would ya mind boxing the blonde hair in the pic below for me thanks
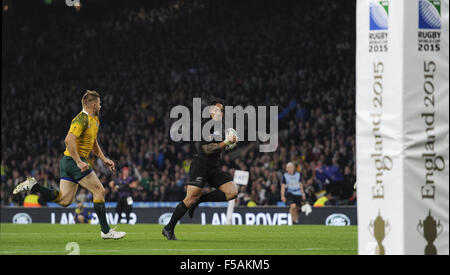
[81,90,100,107]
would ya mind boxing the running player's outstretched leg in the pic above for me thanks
[290,203,300,224]
[79,172,126,240]
[13,177,79,207]
[13,177,59,202]
[188,181,238,218]
[163,185,202,240]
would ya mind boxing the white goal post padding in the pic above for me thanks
[356,0,449,255]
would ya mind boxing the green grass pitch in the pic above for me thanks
[0,223,357,255]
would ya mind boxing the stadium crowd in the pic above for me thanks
[1,0,356,207]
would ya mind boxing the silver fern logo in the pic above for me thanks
[419,0,441,29]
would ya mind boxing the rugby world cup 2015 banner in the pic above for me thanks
[357,0,449,255]
[0,206,357,226]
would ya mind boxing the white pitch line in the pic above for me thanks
[0,247,355,254]
[1,231,354,236]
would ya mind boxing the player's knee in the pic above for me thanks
[93,185,106,199]
[184,197,198,208]
[184,194,200,208]
[223,182,238,200]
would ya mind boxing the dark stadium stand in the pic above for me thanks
[1,0,356,207]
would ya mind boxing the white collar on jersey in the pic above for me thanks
[82,109,93,117]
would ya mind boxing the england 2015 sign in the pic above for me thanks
[357,0,449,255]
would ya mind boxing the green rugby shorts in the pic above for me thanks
[59,155,93,183]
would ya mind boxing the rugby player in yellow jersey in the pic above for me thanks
[13,90,126,240]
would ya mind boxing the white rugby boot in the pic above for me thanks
[13,177,38,195]
[101,227,127,240]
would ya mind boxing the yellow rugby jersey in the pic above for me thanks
[63,110,100,159]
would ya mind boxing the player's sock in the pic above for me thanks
[165,201,189,231]
[94,200,111,234]
[31,184,60,202]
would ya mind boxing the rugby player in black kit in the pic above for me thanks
[162,99,238,240]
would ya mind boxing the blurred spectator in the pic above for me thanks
[74,201,93,223]
[313,192,332,207]
[341,165,356,201]
[23,191,41,208]
[139,170,152,199]
[1,160,9,182]
[110,167,136,223]
[266,183,281,205]
[75,188,88,203]
[323,156,344,197]
[236,185,248,206]
[247,190,258,207]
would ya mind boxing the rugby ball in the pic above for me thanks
[225,128,238,150]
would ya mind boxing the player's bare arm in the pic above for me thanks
[93,139,115,172]
[64,132,88,172]
[202,142,227,155]
[281,183,286,202]
[202,135,237,155]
